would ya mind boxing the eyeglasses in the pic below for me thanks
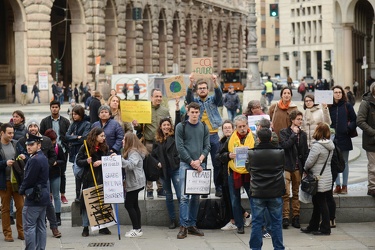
[198,87,207,90]
[252,106,261,109]
[304,100,313,103]
[333,91,342,94]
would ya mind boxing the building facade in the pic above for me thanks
[0,0,250,103]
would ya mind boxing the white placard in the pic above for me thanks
[184,169,211,195]
[102,155,124,203]
[38,70,49,90]
[247,115,270,132]
[315,90,333,104]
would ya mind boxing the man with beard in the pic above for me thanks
[133,88,169,199]
[16,118,62,238]
[186,73,223,197]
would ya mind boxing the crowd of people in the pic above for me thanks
[1,74,370,250]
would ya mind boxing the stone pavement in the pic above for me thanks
[2,221,375,249]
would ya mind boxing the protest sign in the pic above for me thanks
[192,57,213,78]
[235,147,249,168]
[184,169,211,195]
[164,75,187,98]
[102,155,124,204]
[83,185,117,231]
[120,101,151,123]
[247,115,270,132]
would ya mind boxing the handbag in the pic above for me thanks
[301,151,331,195]
[344,102,358,138]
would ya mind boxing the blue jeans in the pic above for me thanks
[161,167,181,221]
[227,171,250,228]
[250,197,284,250]
[23,205,47,250]
[227,109,237,122]
[32,93,40,103]
[50,176,61,213]
[179,162,203,227]
[210,133,222,192]
[335,150,349,186]
[82,209,89,227]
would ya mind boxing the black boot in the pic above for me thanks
[56,213,61,226]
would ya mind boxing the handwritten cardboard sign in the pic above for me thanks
[192,57,213,78]
[164,75,187,98]
[83,185,117,231]
[184,169,211,195]
[120,100,152,123]
[102,155,123,204]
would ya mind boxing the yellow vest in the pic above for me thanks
[228,132,255,174]
[264,81,273,93]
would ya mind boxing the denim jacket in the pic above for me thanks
[186,87,223,129]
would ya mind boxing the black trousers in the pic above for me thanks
[125,187,143,229]
[308,190,331,234]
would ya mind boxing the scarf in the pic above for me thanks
[228,130,254,175]
[278,99,291,110]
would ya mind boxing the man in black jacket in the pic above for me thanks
[39,100,70,204]
[16,119,62,238]
[246,128,285,250]
[279,110,308,229]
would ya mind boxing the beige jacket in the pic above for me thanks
[301,105,331,148]
[269,102,298,138]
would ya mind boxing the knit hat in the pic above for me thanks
[26,118,40,130]
[98,105,112,116]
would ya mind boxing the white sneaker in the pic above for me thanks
[244,214,252,227]
[221,221,237,231]
[125,229,143,238]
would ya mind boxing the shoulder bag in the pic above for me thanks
[301,151,331,195]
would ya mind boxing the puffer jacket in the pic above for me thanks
[302,105,331,148]
[304,140,335,193]
[329,100,356,151]
[357,92,375,152]
[122,150,145,192]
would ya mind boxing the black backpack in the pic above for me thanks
[331,142,345,173]
[143,155,161,181]
[196,199,227,229]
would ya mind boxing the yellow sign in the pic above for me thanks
[120,101,152,123]
[164,75,187,98]
[192,57,213,78]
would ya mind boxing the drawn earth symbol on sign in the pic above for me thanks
[170,81,182,93]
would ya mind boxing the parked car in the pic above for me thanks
[276,79,288,90]
[304,76,315,92]
[292,80,299,89]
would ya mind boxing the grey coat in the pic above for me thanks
[304,140,334,193]
[122,149,145,192]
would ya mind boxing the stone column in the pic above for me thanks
[246,0,260,89]
[311,50,318,79]
[343,24,354,86]
[71,24,87,84]
[13,21,28,104]
[332,23,343,84]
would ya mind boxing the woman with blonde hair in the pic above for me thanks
[107,95,133,134]
[122,133,147,237]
